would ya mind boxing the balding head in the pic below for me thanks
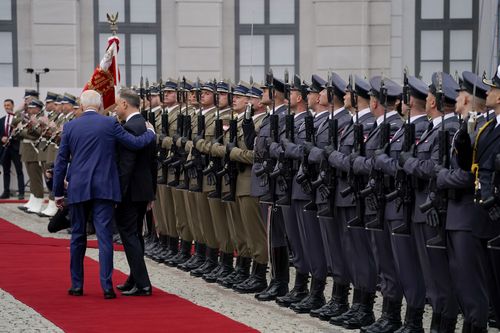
[80,90,102,111]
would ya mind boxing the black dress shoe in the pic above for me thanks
[68,287,83,296]
[116,281,134,292]
[121,286,152,296]
[330,303,360,326]
[103,289,117,299]
[18,194,25,200]
[254,280,288,302]
[275,287,309,308]
[0,191,10,199]
[315,299,349,321]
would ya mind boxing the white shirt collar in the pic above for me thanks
[496,113,500,126]
[432,112,455,127]
[480,109,495,119]
[274,103,285,111]
[151,105,162,112]
[253,112,266,121]
[356,107,371,119]
[315,109,329,118]
[126,111,141,123]
[376,111,398,126]
[237,112,245,120]
[166,104,178,113]
[409,114,427,123]
[202,106,215,116]
[83,110,95,114]
[333,106,345,117]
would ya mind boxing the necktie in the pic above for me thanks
[427,122,434,132]
[5,114,10,137]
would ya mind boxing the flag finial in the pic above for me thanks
[106,12,119,35]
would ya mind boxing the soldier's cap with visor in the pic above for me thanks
[217,81,230,93]
[233,81,250,97]
[272,78,286,94]
[289,74,302,91]
[429,72,459,104]
[407,76,429,101]
[369,76,402,103]
[247,85,263,98]
[308,74,326,93]
[327,72,348,99]
[61,93,77,106]
[28,98,44,109]
[149,85,160,96]
[24,89,39,99]
[55,94,64,105]
[482,64,500,89]
[45,91,58,102]
[346,75,371,100]
[200,81,217,92]
[456,71,489,100]
[162,78,178,92]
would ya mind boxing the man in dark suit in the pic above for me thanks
[0,99,25,199]
[114,89,156,296]
[53,90,156,299]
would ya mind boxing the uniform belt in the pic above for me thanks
[22,139,34,143]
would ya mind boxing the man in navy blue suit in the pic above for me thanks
[113,88,156,296]
[52,90,156,299]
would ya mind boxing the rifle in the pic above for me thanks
[481,154,500,250]
[272,70,295,207]
[296,112,317,211]
[419,72,449,249]
[340,75,366,228]
[257,69,280,205]
[205,79,224,199]
[220,85,238,202]
[176,77,193,191]
[387,68,415,236]
[185,78,205,192]
[312,72,338,218]
[359,77,391,231]
[157,79,170,182]
[166,78,185,188]
[140,76,147,120]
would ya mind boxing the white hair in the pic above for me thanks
[80,90,102,110]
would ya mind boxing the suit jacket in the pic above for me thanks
[0,115,20,152]
[403,115,460,223]
[118,113,157,202]
[328,110,375,207]
[53,111,155,204]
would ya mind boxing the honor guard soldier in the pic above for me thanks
[327,76,376,328]
[18,98,45,214]
[373,74,430,332]
[307,72,353,321]
[231,84,270,294]
[399,72,461,332]
[270,74,312,309]
[252,75,290,301]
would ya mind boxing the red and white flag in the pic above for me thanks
[83,36,121,110]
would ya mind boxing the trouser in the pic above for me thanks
[413,223,459,317]
[2,147,24,194]
[25,161,43,198]
[338,206,377,292]
[281,202,308,274]
[295,200,327,280]
[163,186,178,238]
[152,185,168,236]
[318,203,351,285]
[263,202,287,248]
[370,219,403,301]
[184,190,201,242]
[196,192,218,249]
[208,197,233,253]
[239,195,268,264]
[177,190,194,241]
[390,220,426,308]
[70,199,114,291]
[225,199,251,257]
[116,201,151,289]
[447,230,490,327]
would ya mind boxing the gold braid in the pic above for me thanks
[472,118,495,201]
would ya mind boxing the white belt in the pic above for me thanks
[22,139,34,143]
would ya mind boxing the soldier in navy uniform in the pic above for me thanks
[327,76,376,328]
[373,75,430,332]
[347,77,404,331]
[270,75,311,308]
[308,72,353,321]
[252,77,290,301]
[399,72,461,332]
[433,70,493,332]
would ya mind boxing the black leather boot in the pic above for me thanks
[190,247,218,277]
[166,236,179,259]
[429,312,441,333]
[470,323,487,333]
[165,240,191,267]
[343,290,376,329]
[330,288,362,326]
[255,247,289,301]
[361,297,402,333]
[394,306,424,333]
[276,271,309,308]
[152,235,170,262]
[290,277,326,314]
[439,316,457,333]
[178,242,206,272]
[204,252,233,283]
[233,262,268,294]
[219,256,251,288]
[312,282,350,321]
[489,305,500,329]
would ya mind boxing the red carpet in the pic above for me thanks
[0,199,28,204]
[0,219,257,333]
